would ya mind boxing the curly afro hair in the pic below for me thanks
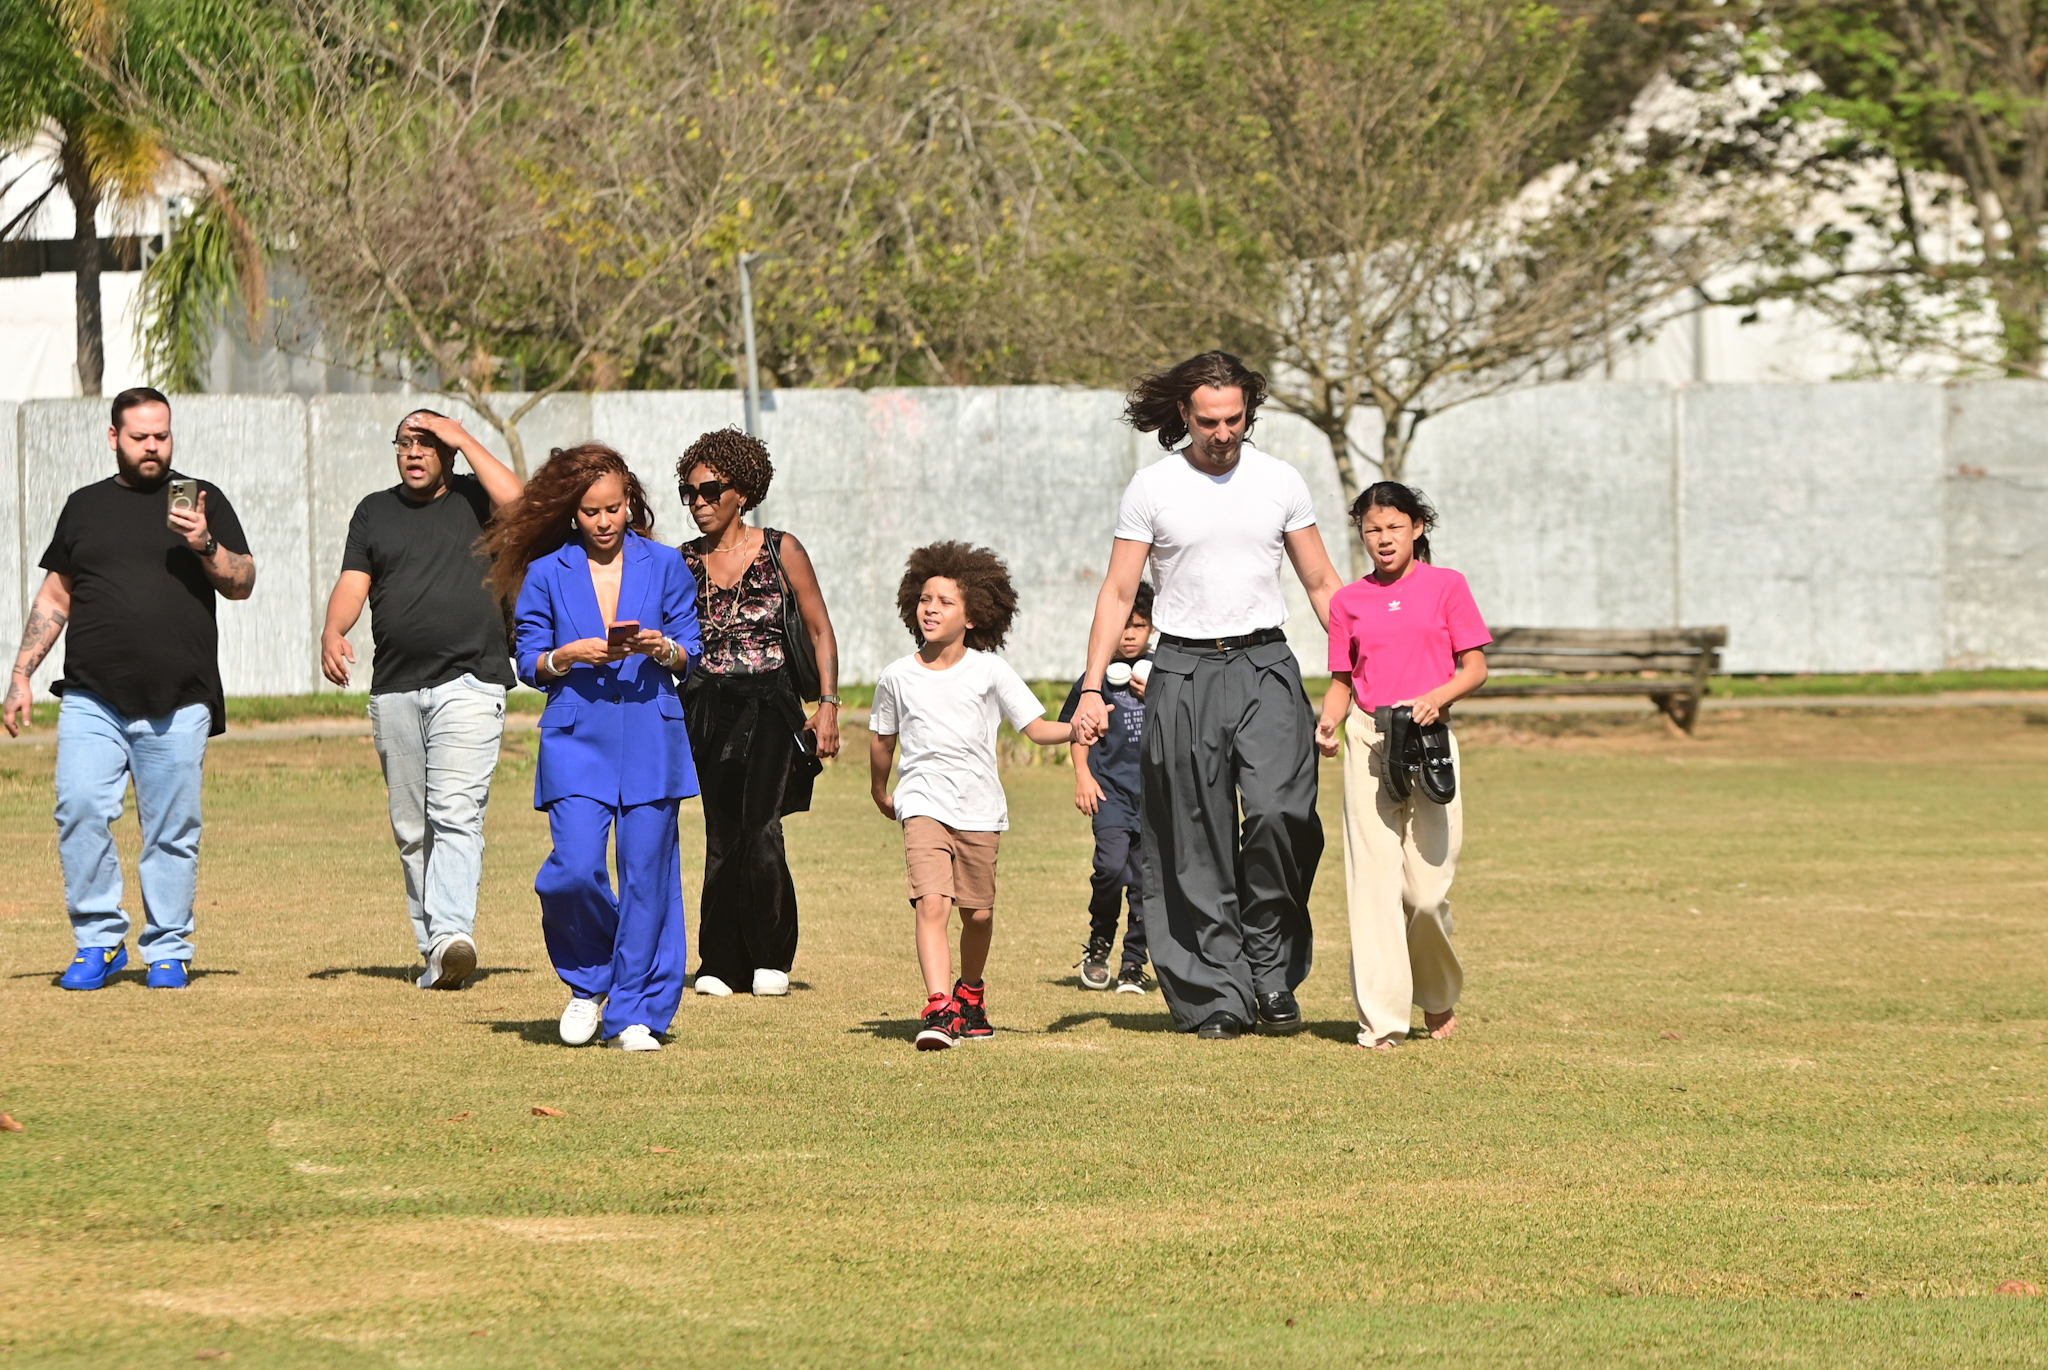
[896,541,1019,653]
[677,427,774,509]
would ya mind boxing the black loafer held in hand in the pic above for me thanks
[1416,719,1456,805]
[1196,1011,1245,1040]
[1375,705,1416,801]
[1255,989,1305,1035]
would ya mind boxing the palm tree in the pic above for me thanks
[0,0,172,396]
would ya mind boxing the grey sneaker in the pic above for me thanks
[421,934,478,990]
[1114,965,1148,994]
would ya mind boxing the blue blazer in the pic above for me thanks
[514,533,702,809]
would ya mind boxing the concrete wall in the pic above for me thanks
[1942,382,2048,670]
[3,381,2043,695]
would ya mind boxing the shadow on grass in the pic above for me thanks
[1043,1010,1179,1034]
[847,1017,921,1042]
[474,1018,564,1046]
[1307,1019,1362,1044]
[10,967,240,985]
[306,965,533,984]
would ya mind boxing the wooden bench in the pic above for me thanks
[1475,627,1729,733]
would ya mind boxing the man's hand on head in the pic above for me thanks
[406,412,473,451]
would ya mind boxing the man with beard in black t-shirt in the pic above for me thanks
[3,387,257,992]
[321,409,523,991]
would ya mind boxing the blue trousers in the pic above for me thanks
[55,690,211,962]
[537,795,687,1038]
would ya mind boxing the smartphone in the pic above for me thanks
[166,479,199,530]
[606,620,641,649]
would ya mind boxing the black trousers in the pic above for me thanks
[1088,824,1148,970]
[686,673,802,984]
[1140,637,1321,1030]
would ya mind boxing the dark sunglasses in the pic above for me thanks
[679,478,731,506]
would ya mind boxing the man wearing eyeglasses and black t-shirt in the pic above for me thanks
[321,411,524,991]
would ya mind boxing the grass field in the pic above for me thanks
[1,705,2045,1367]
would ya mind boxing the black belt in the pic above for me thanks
[1157,627,1287,653]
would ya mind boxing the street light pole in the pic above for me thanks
[739,251,768,436]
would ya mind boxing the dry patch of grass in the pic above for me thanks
[0,710,2044,1367]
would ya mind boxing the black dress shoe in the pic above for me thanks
[1195,1011,1244,1040]
[1416,719,1457,805]
[1255,989,1305,1035]
[1375,705,1415,800]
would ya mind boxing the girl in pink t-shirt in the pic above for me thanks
[1313,483,1490,1050]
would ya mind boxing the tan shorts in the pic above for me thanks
[902,816,1002,909]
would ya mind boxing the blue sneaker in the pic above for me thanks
[59,944,128,991]
[147,959,189,989]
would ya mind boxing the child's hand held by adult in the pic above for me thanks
[1314,716,1341,758]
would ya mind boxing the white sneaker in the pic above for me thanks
[559,997,602,1046]
[606,1023,662,1051]
[752,969,790,997]
[421,934,478,990]
[694,975,734,997]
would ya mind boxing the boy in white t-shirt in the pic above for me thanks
[870,541,1074,1051]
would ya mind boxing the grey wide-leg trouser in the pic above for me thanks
[1139,637,1322,1031]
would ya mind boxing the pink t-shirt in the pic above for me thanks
[1327,563,1492,710]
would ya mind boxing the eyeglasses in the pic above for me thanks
[680,478,731,506]
[392,437,440,454]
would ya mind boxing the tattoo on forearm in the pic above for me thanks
[13,604,68,676]
[205,549,256,594]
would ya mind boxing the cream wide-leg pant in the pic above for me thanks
[1342,705,1465,1045]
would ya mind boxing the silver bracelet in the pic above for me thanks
[661,638,683,668]
[545,649,563,677]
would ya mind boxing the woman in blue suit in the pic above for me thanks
[486,442,701,1052]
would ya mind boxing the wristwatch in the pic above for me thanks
[200,533,217,557]
[819,693,842,706]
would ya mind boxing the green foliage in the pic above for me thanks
[138,187,243,391]
[1733,1,2048,373]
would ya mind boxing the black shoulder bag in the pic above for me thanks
[763,528,823,702]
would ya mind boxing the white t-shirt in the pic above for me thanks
[1113,444,1318,638]
[870,649,1046,832]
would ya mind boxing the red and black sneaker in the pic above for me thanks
[915,993,962,1051]
[954,978,994,1041]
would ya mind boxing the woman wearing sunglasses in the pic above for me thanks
[676,429,842,999]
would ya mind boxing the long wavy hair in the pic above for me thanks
[485,442,654,613]
[1122,351,1269,450]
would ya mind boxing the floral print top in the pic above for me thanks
[682,537,787,677]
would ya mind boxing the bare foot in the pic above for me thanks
[1360,1034,1399,1051]
[1424,1009,1457,1040]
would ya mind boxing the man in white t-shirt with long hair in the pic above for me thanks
[1071,352,1344,1040]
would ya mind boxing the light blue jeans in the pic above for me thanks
[368,674,506,956]
[55,690,211,963]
